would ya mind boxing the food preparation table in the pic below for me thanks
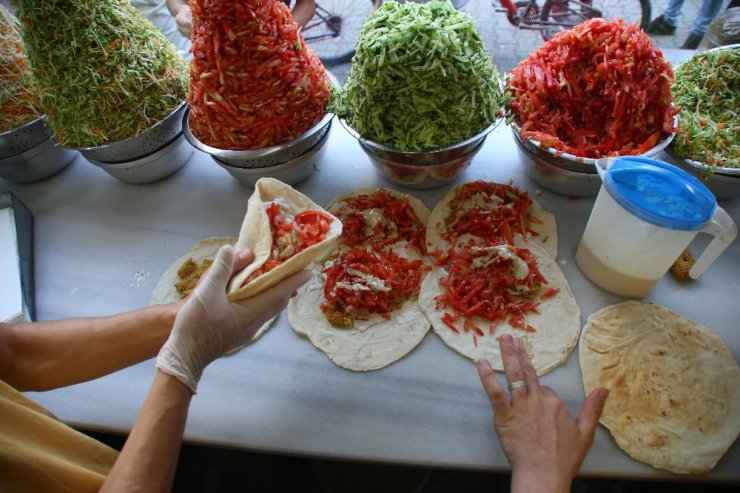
[3,119,739,482]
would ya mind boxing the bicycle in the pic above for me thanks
[495,0,652,41]
[302,0,383,66]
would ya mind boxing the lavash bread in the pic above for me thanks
[418,241,580,375]
[287,188,432,371]
[149,236,277,346]
[580,301,740,474]
[227,177,342,301]
[426,183,558,258]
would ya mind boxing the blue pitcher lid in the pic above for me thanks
[604,157,716,231]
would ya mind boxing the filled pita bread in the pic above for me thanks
[419,241,579,375]
[426,181,558,259]
[149,236,277,345]
[227,177,342,301]
[580,301,740,474]
[288,188,432,371]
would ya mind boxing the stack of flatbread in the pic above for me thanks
[580,301,740,474]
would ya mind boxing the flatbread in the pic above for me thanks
[227,177,342,301]
[426,181,558,259]
[418,242,579,375]
[580,301,740,474]
[150,236,276,345]
[326,187,431,227]
[288,188,432,371]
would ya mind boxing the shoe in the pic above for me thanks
[646,15,677,35]
[681,33,703,49]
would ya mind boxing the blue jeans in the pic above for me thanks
[663,0,725,36]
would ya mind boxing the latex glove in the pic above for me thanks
[477,335,609,493]
[156,245,311,393]
[174,4,192,38]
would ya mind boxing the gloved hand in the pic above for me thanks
[156,245,311,393]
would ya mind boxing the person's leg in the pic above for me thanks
[662,0,687,26]
[689,0,725,36]
[682,0,725,49]
[647,0,685,34]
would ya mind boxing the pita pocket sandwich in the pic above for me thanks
[227,178,342,301]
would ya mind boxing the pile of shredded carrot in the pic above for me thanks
[0,6,41,133]
[188,0,331,150]
[507,18,677,158]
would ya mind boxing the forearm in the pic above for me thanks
[511,468,572,493]
[166,0,189,16]
[101,370,192,493]
[2,303,180,391]
[291,0,315,28]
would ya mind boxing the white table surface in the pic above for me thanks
[3,118,739,482]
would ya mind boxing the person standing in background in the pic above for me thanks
[646,0,726,49]
[130,0,191,56]
[166,0,316,39]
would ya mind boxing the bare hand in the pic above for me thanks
[477,334,608,493]
[174,5,192,39]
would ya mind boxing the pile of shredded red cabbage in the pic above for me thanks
[507,18,677,158]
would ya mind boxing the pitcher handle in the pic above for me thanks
[689,206,738,279]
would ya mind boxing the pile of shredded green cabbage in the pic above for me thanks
[671,47,739,170]
[12,0,187,147]
[330,0,502,151]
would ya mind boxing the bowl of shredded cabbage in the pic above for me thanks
[664,44,739,199]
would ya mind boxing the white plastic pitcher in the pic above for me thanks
[575,157,737,298]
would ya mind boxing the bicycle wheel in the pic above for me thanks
[303,0,381,66]
[539,0,651,41]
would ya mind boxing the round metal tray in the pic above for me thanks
[0,116,52,160]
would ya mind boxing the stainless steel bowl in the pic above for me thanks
[85,132,192,184]
[0,136,77,183]
[183,107,334,168]
[512,122,677,196]
[213,124,330,187]
[340,118,498,166]
[73,101,187,163]
[663,146,740,200]
[0,116,52,160]
[513,130,601,197]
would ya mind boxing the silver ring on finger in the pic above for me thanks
[507,380,527,392]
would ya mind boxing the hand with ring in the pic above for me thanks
[477,334,609,493]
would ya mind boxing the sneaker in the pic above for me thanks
[681,33,703,49]
[646,15,677,35]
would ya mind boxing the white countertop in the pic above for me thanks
[3,120,739,481]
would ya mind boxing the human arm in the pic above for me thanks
[167,0,192,38]
[100,246,310,492]
[291,0,316,29]
[0,302,181,392]
[477,334,609,493]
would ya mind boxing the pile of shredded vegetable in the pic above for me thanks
[12,0,187,147]
[0,6,40,133]
[322,247,428,321]
[188,0,331,150]
[330,0,502,151]
[435,246,557,335]
[671,47,739,170]
[507,18,677,158]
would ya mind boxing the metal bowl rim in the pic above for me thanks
[0,114,47,139]
[70,100,187,153]
[339,117,501,155]
[510,114,678,166]
[184,107,334,159]
[359,138,485,169]
[664,145,740,178]
[85,132,188,168]
[213,127,330,173]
